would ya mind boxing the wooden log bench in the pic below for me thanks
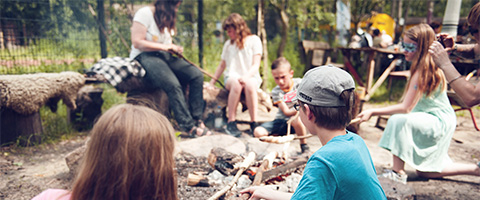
[0,72,86,146]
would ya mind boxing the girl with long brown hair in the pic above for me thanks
[357,23,480,184]
[130,0,211,137]
[208,13,263,137]
[33,104,178,200]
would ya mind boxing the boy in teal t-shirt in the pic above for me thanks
[241,65,386,200]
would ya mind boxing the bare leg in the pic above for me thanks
[243,78,258,122]
[226,78,243,122]
[291,117,307,144]
[392,155,407,175]
[253,126,268,137]
[417,162,480,178]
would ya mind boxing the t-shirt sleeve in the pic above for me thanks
[290,157,337,200]
[220,41,230,61]
[250,35,263,56]
[132,7,153,28]
[32,189,71,200]
[271,86,283,104]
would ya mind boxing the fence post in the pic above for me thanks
[198,0,203,68]
[97,0,107,58]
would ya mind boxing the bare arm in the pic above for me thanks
[239,54,262,83]
[452,43,477,59]
[130,21,183,53]
[208,60,227,86]
[240,186,292,200]
[436,33,477,58]
[430,41,480,107]
[277,101,297,117]
[357,72,421,122]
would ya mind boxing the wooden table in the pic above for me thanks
[338,47,405,101]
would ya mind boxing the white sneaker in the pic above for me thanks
[378,169,408,184]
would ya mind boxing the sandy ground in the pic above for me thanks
[1,103,480,199]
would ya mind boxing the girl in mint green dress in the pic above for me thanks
[357,23,480,184]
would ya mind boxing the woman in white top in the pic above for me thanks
[209,13,263,137]
[130,0,211,137]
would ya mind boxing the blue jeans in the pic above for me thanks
[135,51,205,131]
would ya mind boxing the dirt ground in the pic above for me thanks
[1,102,480,199]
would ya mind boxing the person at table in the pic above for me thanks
[429,2,480,107]
[208,13,262,137]
[358,23,480,184]
[129,0,211,137]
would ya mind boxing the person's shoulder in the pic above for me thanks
[136,6,153,14]
[247,34,261,42]
[271,85,281,93]
[32,189,71,200]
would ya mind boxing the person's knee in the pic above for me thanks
[253,127,268,137]
[190,68,203,81]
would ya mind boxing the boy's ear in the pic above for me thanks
[304,104,314,121]
[289,70,294,76]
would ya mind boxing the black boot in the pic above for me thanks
[300,143,310,153]
[225,121,242,137]
[249,121,259,135]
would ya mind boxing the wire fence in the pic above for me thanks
[0,0,138,74]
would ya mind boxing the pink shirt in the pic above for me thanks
[32,189,71,200]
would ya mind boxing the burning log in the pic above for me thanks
[238,151,278,200]
[260,155,309,183]
[187,173,211,187]
[207,147,244,176]
[208,152,256,200]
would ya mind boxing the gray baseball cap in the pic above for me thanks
[294,65,355,107]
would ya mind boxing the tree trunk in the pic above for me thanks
[1,108,42,146]
[277,9,289,57]
[270,0,289,58]
[258,0,269,91]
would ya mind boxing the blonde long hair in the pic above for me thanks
[404,23,446,97]
[71,104,177,200]
[222,13,252,49]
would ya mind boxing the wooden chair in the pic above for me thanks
[299,40,343,74]
[387,70,410,101]
[447,90,480,131]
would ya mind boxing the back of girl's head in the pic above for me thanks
[404,23,445,96]
[71,104,177,200]
[222,13,252,49]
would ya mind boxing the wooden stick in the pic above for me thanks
[238,152,278,200]
[208,152,256,200]
[259,118,361,144]
[350,118,361,124]
[168,50,226,89]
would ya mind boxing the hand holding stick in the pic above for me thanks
[208,152,256,200]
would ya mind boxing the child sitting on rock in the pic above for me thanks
[253,57,309,153]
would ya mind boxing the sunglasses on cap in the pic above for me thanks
[469,26,479,35]
[402,42,417,53]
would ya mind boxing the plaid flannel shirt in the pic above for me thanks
[88,57,146,87]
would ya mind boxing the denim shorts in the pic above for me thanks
[260,118,295,136]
